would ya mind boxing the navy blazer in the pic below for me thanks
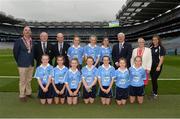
[112,42,132,68]
[13,38,34,67]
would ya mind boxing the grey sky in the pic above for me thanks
[0,0,126,22]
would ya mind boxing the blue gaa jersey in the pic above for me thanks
[52,65,68,84]
[129,66,146,87]
[34,64,53,85]
[84,44,100,61]
[100,46,112,62]
[67,45,84,64]
[98,65,115,86]
[64,69,82,89]
[81,65,98,86]
[114,68,129,88]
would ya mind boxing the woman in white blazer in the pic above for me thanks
[131,37,152,86]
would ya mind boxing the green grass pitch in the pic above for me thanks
[0,49,180,118]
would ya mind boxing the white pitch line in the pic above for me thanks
[0,76,19,78]
[0,75,179,80]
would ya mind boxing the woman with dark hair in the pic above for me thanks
[150,35,166,99]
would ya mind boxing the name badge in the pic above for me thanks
[119,79,126,85]
[58,75,64,83]
[104,76,110,82]
[87,76,92,83]
[71,79,76,85]
[133,76,139,82]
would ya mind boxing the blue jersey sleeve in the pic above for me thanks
[49,66,54,78]
[129,67,133,81]
[97,67,102,80]
[67,47,72,58]
[64,71,69,84]
[142,69,146,81]
[97,46,101,57]
[111,67,116,79]
[51,68,55,80]
[83,46,87,56]
[81,68,86,79]
[34,67,40,80]
[94,68,98,78]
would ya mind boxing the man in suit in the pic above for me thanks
[112,32,132,69]
[53,33,70,67]
[13,26,34,102]
[34,32,54,67]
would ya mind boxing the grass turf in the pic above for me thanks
[0,49,180,118]
[0,92,180,118]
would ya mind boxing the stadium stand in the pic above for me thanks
[0,0,180,54]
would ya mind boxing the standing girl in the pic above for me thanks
[84,35,100,67]
[67,36,84,69]
[129,56,146,104]
[100,37,112,65]
[52,56,68,104]
[64,58,82,105]
[34,54,54,104]
[98,56,115,105]
[81,56,98,104]
[114,58,129,106]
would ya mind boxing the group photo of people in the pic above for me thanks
[13,25,166,106]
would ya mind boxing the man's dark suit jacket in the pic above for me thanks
[53,42,70,67]
[112,42,132,69]
[34,41,54,67]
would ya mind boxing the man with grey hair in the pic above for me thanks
[112,32,132,69]
[34,32,54,67]
[53,33,70,67]
[13,26,34,102]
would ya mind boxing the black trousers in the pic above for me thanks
[150,65,162,95]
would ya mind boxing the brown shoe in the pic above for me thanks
[19,97,27,102]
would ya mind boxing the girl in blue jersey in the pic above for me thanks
[98,56,115,105]
[81,56,98,104]
[67,36,84,69]
[64,58,82,105]
[84,35,100,67]
[52,56,68,104]
[100,37,112,65]
[34,54,54,104]
[114,58,129,106]
[129,56,146,104]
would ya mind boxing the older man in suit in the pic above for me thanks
[53,33,70,67]
[112,32,132,69]
[34,32,54,67]
[13,26,34,102]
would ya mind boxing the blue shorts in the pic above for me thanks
[83,85,96,99]
[38,84,54,99]
[129,85,144,96]
[53,83,66,98]
[115,87,129,100]
[99,86,112,98]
